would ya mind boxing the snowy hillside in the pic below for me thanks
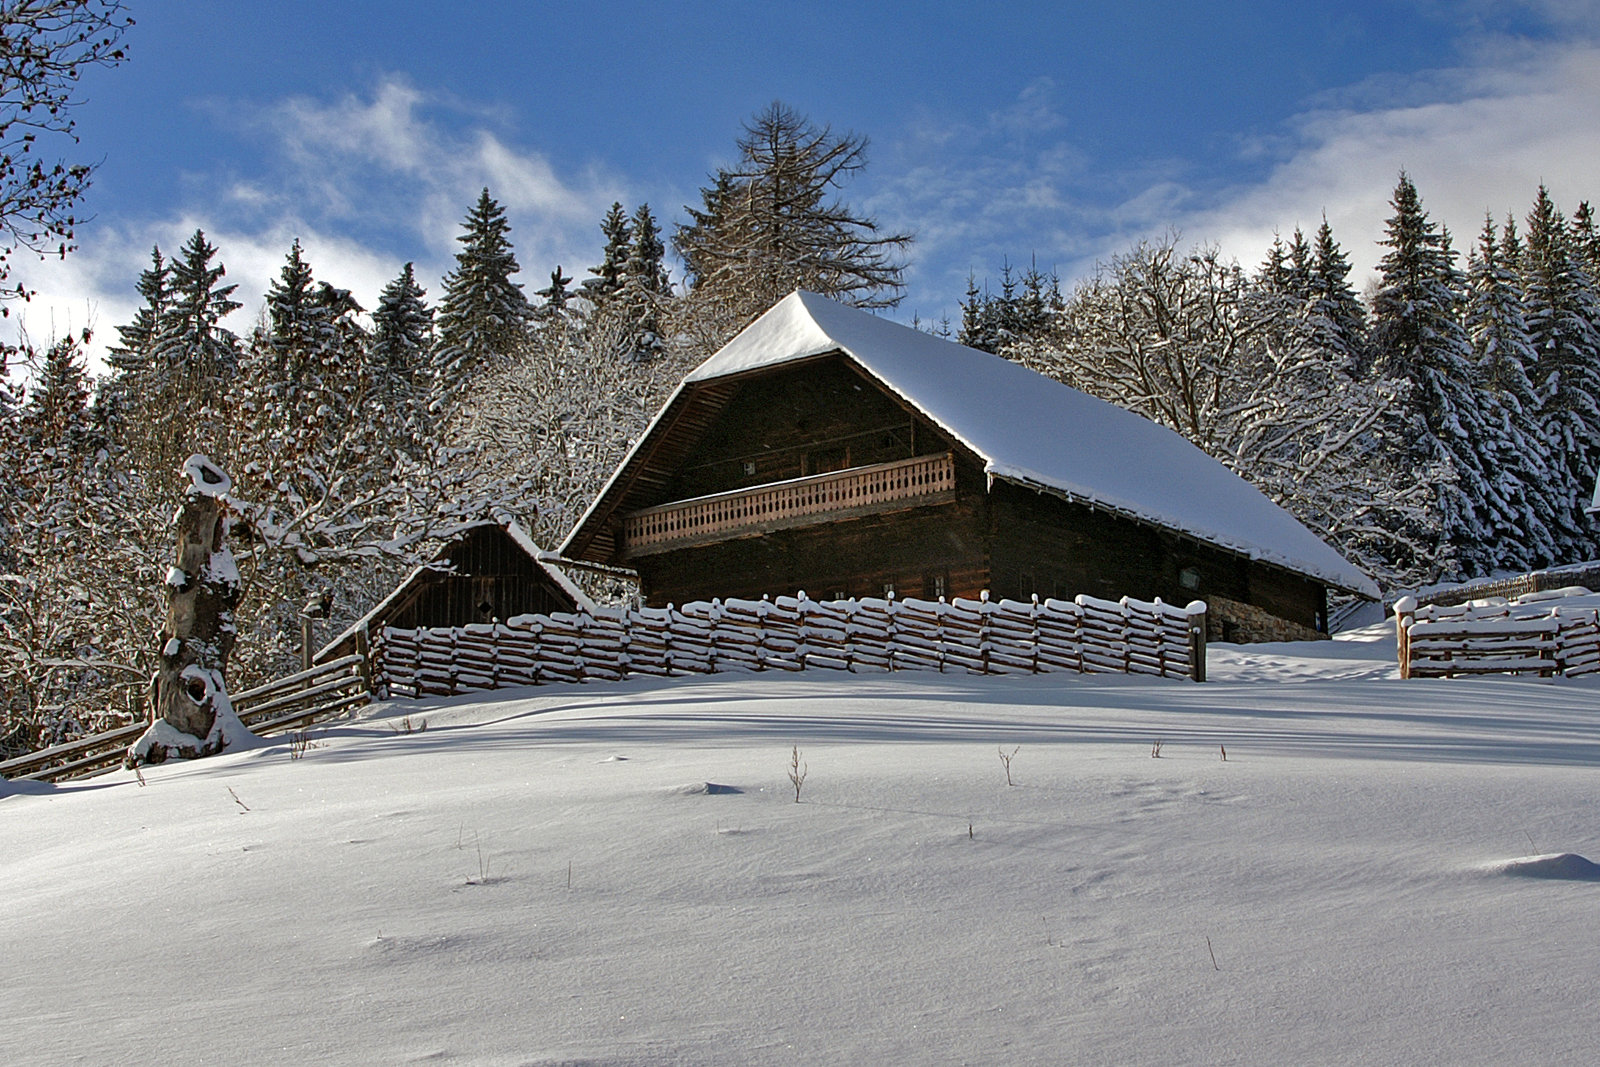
[5,620,1599,1066]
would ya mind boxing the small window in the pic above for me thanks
[742,460,757,476]
[882,582,896,600]
[1179,566,1202,591]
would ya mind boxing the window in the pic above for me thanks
[924,572,948,600]
[1179,566,1202,591]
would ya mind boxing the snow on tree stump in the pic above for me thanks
[126,455,254,768]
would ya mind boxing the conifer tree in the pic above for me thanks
[1369,173,1495,581]
[617,203,671,361]
[433,188,532,405]
[106,247,170,378]
[536,265,575,318]
[1464,215,1559,570]
[1522,185,1600,559]
[121,229,241,494]
[1307,218,1368,374]
[674,102,911,348]
[1285,227,1313,300]
[369,261,432,420]
[20,331,93,449]
[582,202,632,312]
[1571,201,1600,277]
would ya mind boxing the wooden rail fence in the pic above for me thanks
[1393,593,1600,680]
[0,655,371,784]
[374,592,1209,699]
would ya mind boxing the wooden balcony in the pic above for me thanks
[623,452,957,557]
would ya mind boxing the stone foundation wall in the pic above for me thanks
[1207,594,1328,644]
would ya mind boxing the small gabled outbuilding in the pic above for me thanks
[317,519,590,662]
[561,291,1377,642]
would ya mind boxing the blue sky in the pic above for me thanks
[14,0,1600,367]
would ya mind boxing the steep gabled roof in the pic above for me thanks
[564,291,1378,598]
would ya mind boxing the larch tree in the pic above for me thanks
[673,102,911,350]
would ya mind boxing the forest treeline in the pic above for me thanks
[3,98,1598,754]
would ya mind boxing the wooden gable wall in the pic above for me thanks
[384,526,580,631]
[660,355,956,504]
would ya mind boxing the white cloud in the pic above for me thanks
[1182,38,1600,284]
[9,75,628,376]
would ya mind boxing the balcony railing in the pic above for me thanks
[623,452,957,556]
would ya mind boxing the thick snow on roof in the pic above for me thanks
[688,291,1378,597]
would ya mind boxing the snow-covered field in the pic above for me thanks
[5,619,1599,1066]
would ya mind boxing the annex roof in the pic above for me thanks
[565,291,1378,598]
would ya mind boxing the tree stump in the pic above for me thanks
[126,456,252,767]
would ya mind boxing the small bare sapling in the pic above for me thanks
[1220,744,1227,762]
[998,745,1020,786]
[288,729,320,760]
[1151,740,1164,758]
[788,745,808,803]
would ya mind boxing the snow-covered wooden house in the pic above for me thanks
[560,292,1377,641]
[318,519,590,661]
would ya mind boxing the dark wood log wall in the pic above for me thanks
[385,527,578,629]
[662,357,952,503]
[986,482,1326,634]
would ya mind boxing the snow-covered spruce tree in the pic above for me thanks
[614,202,672,362]
[959,263,1026,355]
[1368,174,1498,583]
[1464,215,1560,571]
[1571,201,1600,279]
[1522,185,1600,562]
[127,229,241,497]
[431,188,533,410]
[367,261,432,442]
[97,246,171,424]
[126,455,253,768]
[1307,218,1369,376]
[673,102,911,352]
[226,242,388,684]
[581,201,632,314]
[535,265,576,321]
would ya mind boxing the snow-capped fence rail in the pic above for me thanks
[1393,594,1600,680]
[372,592,1209,699]
[0,655,371,784]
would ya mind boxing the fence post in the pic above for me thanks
[355,625,377,698]
[1392,595,1416,680]
[1186,601,1208,683]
